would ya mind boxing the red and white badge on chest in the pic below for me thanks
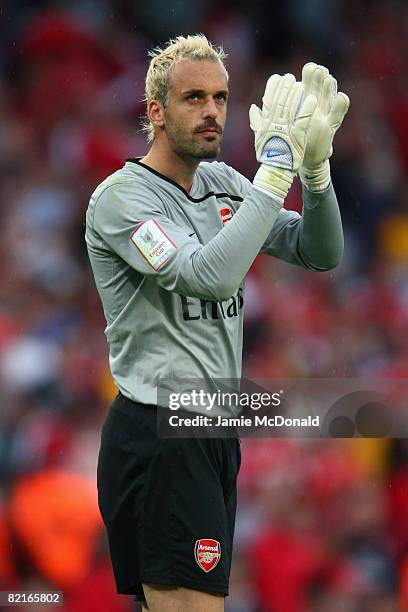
[219,207,233,224]
[194,538,221,572]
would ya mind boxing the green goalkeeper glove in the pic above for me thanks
[249,73,317,203]
[299,62,350,192]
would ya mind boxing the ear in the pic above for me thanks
[148,100,165,130]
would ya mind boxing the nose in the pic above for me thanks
[202,96,218,119]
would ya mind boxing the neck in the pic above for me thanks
[140,139,199,193]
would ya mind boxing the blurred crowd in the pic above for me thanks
[1,0,408,610]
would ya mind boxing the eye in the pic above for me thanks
[187,93,200,101]
[215,93,227,101]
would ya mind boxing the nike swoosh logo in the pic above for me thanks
[266,151,283,158]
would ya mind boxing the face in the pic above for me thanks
[150,58,228,160]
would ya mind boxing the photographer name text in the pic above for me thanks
[167,415,320,428]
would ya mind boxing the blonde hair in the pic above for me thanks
[142,34,228,142]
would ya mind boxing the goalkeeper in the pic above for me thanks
[85,35,349,612]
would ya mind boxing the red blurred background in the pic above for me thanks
[1,1,408,610]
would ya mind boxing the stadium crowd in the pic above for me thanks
[0,0,408,610]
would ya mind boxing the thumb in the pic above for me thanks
[329,92,350,131]
[289,82,317,132]
[298,92,318,124]
[291,91,317,152]
[249,104,262,132]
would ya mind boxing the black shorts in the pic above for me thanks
[97,393,241,605]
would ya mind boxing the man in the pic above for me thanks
[85,34,349,611]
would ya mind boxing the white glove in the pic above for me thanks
[299,62,350,192]
[249,73,317,203]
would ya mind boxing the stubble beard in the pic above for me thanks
[165,117,222,161]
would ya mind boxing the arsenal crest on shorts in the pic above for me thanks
[194,539,221,572]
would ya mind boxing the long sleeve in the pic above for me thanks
[260,182,344,270]
[88,178,283,302]
[297,182,344,271]
[224,164,343,271]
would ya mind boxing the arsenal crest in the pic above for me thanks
[220,208,233,224]
[194,539,221,572]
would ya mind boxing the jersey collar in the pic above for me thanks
[126,157,203,202]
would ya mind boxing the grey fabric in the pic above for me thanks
[85,159,343,408]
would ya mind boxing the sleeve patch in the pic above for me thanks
[130,219,178,271]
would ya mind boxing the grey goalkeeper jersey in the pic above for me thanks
[85,158,343,408]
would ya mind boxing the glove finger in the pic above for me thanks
[276,73,296,120]
[320,75,337,114]
[317,64,330,77]
[302,62,318,95]
[249,104,262,131]
[262,74,282,112]
[328,92,350,130]
[312,65,329,101]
